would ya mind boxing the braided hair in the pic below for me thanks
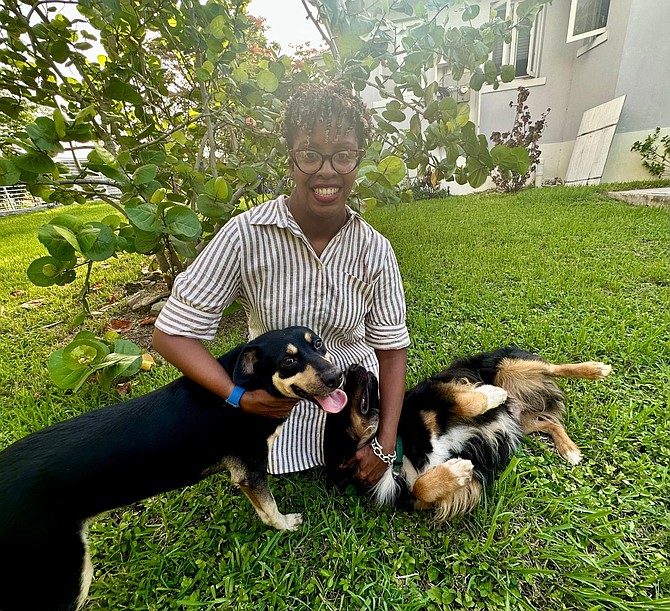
[281,82,374,148]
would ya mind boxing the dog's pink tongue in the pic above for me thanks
[314,389,347,413]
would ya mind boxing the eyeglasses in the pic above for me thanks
[290,149,364,175]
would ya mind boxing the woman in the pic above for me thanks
[153,82,409,485]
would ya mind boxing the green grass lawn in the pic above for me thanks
[0,186,668,610]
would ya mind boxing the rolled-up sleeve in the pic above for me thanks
[154,219,242,340]
[365,248,410,350]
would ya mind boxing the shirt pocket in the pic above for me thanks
[328,270,375,331]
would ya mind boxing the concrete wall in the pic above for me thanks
[475,0,670,185]
[614,0,670,133]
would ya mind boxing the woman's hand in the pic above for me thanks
[343,442,390,486]
[238,389,298,419]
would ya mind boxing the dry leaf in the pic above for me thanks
[139,316,157,326]
[10,290,26,297]
[20,299,44,309]
[107,319,133,332]
[140,353,155,371]
[116,381,131,396]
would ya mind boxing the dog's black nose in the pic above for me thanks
[324,369,344,389]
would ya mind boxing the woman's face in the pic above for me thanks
[288,120,361,221]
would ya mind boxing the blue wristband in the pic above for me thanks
[225,385,246,408]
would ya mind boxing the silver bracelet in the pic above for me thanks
[370,436,396,466]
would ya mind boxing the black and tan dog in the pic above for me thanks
[0,326,346,611]
[325,346,611,521]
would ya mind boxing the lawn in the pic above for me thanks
[0,185,668,610]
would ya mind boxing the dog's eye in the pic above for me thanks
[313,338,322,349]
[281,356,297,368]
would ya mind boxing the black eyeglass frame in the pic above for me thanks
[289,149,365,175]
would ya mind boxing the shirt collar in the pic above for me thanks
[250,194,361,230]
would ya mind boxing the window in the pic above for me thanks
[491,1,544,78]
[567,0,610,43]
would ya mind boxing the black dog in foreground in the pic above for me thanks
[0,326,346,611]
[325,347,611,521]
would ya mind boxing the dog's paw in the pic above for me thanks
[591,362,612,379]
[277,512,303,531]
[477,385,508,410]
[444,458,474,488]
[563,449,583,465]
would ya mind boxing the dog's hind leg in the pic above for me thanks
[2,526,90,611]
[412,459,483,520]
[546,362,612,380]
[227,461,302,531]
[520,412,582,465]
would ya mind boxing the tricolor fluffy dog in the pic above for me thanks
[0,326,346,611]
[325,347,611,520]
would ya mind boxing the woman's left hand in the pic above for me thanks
[343,443,389,486]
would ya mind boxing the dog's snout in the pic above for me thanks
[324,368,344,389]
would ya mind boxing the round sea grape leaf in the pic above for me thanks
[0,159,21,186]
[77,222,117,261]
[27,256,65,287]
[48,349,94,390]
[126,202,162,233]
[37,224,78,260]
[62,338,110,369]
[164,205,202,240]
[377,156,407,186]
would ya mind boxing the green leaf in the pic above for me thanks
[53,108,67,138]
[169,234,198,258]
[208,15,231,40]
[467,159,490,189]
[164,205,202,240]
[501,64,516,83]
[462,4,480,20]
[469,71,487,91]
[257,70,279,93]
[98,340,142,388]
[438,96,458,120]
[455,103,470,128]
[376,156,407,186]
[77,222,117,261]
[27,256,72,287]
[134,229,162,254]
[14,152,55,174]
[338,34,364,56]
[126,202,162,233]
[382,109,406,122]
[104,79,143,105]
[236,167,257,183]
[139,148,167,165]
[0,159,21,186]
[62,338,110,368]
[483,60,499,80]
[48,349,94,390]
[204,176,231,201]
[196,193,231,219]
[37,224,79,260]
[133,164,158,185]
[51,39,69,63]
[88,145,118,168]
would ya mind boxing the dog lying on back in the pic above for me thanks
[325,346,611,520]
[0,326,346,611]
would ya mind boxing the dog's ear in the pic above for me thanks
[232,346,261,387]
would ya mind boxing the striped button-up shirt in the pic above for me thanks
[155,195,409,473]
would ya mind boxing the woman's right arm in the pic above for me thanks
[152,328,296,418]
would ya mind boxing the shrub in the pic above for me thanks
[631,128,670,178]
[490,87,550,192]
